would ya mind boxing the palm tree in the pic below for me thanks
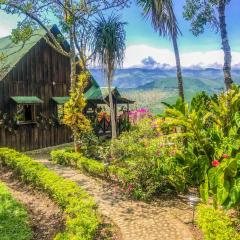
[137,0,184,101]
[92,14,126,139]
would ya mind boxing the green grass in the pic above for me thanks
[0,181,32,240]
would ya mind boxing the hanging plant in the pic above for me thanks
[0,112,18,134]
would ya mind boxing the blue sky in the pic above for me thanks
[0,0,240,68]
[122,0,240,52]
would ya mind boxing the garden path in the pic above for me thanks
[28,148,199,240]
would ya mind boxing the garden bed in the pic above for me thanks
[0,148,100,239]
[0,169,64,240]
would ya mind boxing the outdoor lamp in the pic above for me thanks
[188,195,201,223]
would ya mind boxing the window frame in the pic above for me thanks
[15,104,37,125]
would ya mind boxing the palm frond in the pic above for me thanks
[91,13,126,72]
[136,0,181,38]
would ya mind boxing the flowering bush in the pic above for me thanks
[112,118,188,200]
[128,108,151,125]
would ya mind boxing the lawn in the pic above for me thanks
[0,181,32,240]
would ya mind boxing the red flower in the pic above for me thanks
[212,160,220,167]
[222,154,229,159]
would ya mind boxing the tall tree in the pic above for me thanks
[183,0,233,90]
[137,0,185,101]
[92,14,126,139]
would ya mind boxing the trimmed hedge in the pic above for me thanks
[0,148,100,240]
[51,149,130,181]
[0,181,32,240]
[196,204,240,240]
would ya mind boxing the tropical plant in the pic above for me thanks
[92,14,126,139]
[137,0,185,100]
[183,0,233,90]
[161,86,240,209]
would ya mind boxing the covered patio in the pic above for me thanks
[84,85,135,135]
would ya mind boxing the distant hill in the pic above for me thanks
[90,67,240,114]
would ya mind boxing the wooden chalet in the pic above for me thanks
[0,25,133,151]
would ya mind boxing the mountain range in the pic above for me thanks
[90,67,240,114]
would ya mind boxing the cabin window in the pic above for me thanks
[10,96,43,124]
[16,105,35,122]
[52,97,70,121]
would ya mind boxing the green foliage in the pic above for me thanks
[63,71,92,151]
[183,0,219,36]
[51,149,106,177]
[112,118,189,200]
[0,181,32,240]
[11,23,34,44]
[92,14,126,68]
[0,148,100,240]
[51,149,129,181]
[162,86,240,209]
[136,0,180,38]
[196,204,240,240]
[201,155,240,209]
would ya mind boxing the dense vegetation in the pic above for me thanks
[196,205,240,240]
[51,86,240,239]
[0,181,32,240]
[0,148,100,240]
[0,1,240,239]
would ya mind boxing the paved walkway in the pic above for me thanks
[29,151,196,240]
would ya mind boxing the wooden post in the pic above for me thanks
[114,97,118,136]
[127,102,130,123]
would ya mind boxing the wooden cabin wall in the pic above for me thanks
[0,39,72,151]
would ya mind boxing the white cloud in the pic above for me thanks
[0,29,11,37]
[124,44,240,68]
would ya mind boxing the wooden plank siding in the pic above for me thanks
[0,38,72,151]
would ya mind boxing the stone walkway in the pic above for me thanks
[29,151,197,240]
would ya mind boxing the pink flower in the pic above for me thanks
[222,154,229,159]
[128,184,134,191]
[212,160,220,167]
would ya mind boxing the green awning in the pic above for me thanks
[11,96,43,104]
[52,96,70,104]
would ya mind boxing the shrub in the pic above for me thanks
[0,148,100,240]
[112,118,189,199]
[51,149,106,177]
[53,118,187,200]
[196,204,240,240]
[51,149,130,181]
[0,181,32,240]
